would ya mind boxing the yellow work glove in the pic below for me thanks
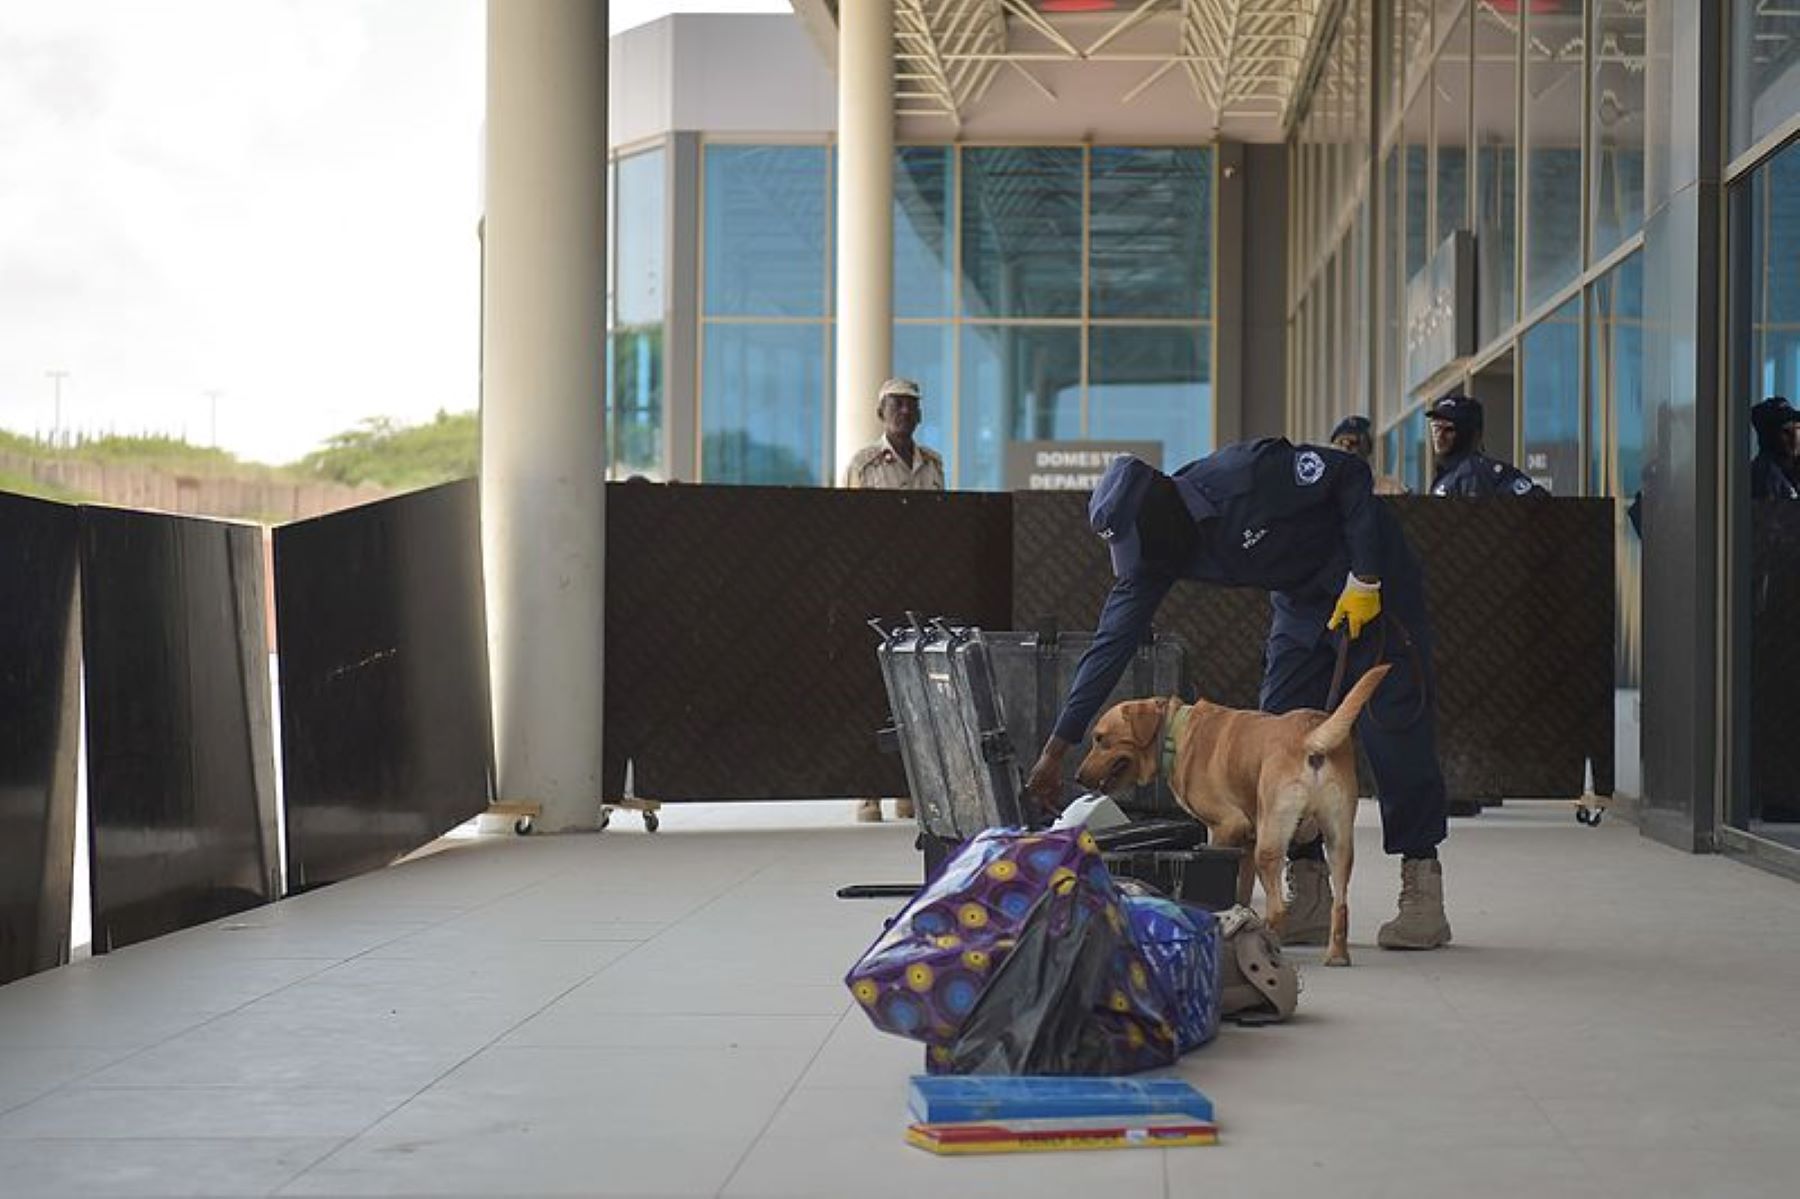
[1328,573,1382,639]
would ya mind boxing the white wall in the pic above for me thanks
[611,14,834,147]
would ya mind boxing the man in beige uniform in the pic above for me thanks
[846,377,945,822]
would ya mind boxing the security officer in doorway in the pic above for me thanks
[1330,415,1409,495]
[1750,396,1800,500]
[1024,440,1453,951]
[1426,394,1544,497]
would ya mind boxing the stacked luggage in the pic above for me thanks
[871,616,1239,908]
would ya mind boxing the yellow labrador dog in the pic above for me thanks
[1074,667,1389,966]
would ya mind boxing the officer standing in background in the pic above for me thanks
[1426,394,1544,497]
[1750,396,1800,500]
[846,377,944,822]
[1330,415,1409,495]
[1024,440,1454,952]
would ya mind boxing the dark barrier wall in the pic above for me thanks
[603,484,1014,799]
[0,493,81,985]
[1013,494,1615,802]
[79,507,279,953]
[275,481,492,889]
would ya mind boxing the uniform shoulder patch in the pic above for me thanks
[1294,450,1326,486]
[1512,477,1533,496]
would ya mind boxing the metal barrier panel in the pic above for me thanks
[274,481,491,889]
[79,507,278,952]
[602,484,1014,800]
[1012,493,1615,801]
[0,493,81,984]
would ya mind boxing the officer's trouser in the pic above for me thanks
[1257,518,1449,859]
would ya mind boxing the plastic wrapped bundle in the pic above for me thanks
[1121,895,1222,1053]
[845,828,1179,1076]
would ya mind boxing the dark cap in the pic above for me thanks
[1330,415,1373,443]
[1427,393,1484,432]
[1088,454,1158,578]
[1751,396,1800,438]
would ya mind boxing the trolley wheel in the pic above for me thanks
[1575,805,1596,826]
[643,811,660,833]
[514,817,534,836]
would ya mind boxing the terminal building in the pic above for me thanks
[582,2,1800,880]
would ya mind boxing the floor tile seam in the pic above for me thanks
[1,855,597,1124]
[714,1004,857,1196]
[268,892,742,1180]
[2,951,376,1118]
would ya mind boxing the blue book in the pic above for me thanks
[907,1076,1214,1125]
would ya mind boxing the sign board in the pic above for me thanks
[1405,230,1475,392]
[1004,441,1164,492]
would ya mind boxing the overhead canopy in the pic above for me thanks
[792,0,1333,142]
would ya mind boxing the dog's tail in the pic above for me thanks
[1303,664,1392,756]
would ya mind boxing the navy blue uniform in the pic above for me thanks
[1751,452,1800,500]
[1054,438,1448,858]
[1430,450,1544,497]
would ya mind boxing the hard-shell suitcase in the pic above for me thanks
[873,618,1189,843]
[874,619,1030,843]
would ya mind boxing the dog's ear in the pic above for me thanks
[1125,701,1165,749]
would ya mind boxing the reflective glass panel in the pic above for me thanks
[1474,2,1519,345]
[701,323,825,485]
[703,145,828,318]
[1588,252,1644,499]
[1523,2,1585,311]
[612,147,666,476]
[1591,0,1647,261]
[961,147,1084,319]
[957,325,1081,490]
[1404,88,1431,283]
[892,322,954,464]
[1088,327,1212,469]
[616,148,665,326]
[1089,147,1212,318]
[1731,1,1800,160]
[1521,295,1583,495]
[894,146,953,319]
[1435,9,1470,247]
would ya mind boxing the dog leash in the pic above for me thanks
[1324,613,1429,733]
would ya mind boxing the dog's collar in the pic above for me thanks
[1159,701,1191,780]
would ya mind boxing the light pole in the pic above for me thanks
[204,389,223,448]
[45,370,68,444]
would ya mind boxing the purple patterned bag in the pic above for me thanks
[845,828,1179,1075]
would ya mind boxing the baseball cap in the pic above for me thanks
[1427,393,1484,431]
[1088,454,1158,577]
[877,377,922,402]
[1751,396,1800,438]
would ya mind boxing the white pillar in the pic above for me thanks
[482,0,607,831]
[833,0,895,481]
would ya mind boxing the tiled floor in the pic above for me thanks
[3,800,1799,1197]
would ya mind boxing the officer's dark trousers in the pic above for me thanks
[1257,515,1449,858]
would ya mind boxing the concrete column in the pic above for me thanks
[482,0,607,831]
[833,0,895,481]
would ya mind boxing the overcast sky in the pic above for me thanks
[0,0,786,465]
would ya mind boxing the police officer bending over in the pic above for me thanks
[1024,440,1453,951]
[1750,396,1800,500]
[1426,394,1544,497]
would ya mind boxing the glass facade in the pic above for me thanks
[680,142,1214,488]
[700,144,833,485]
[1293,0,1647,492]
[607,146,666,477]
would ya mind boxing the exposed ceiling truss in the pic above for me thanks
[886,0,1327,134]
